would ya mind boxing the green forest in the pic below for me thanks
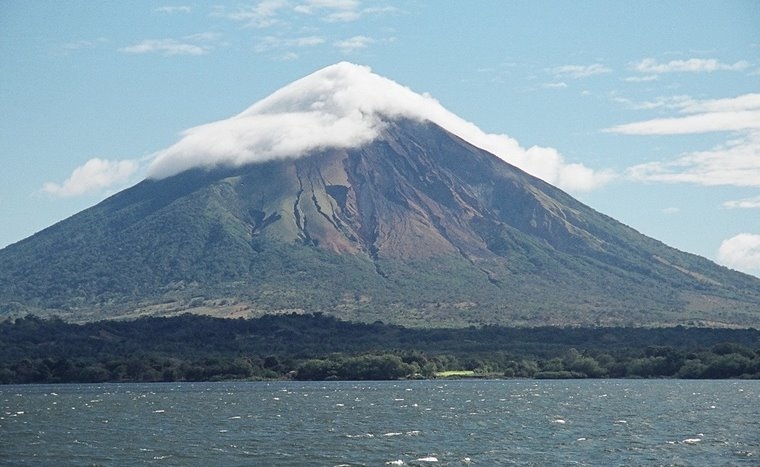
[1,313,759,384]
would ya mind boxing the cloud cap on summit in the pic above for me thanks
[148,62,613,193]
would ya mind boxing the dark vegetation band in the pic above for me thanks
[1,313,759,384]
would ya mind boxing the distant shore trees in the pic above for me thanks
[1,314,758,384]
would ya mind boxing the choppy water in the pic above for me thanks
[1,380,758,466]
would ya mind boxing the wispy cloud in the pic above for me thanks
[611,94,760,187]
[607,93,760,135]
[607,111,760,135]
[723,195,760,209]
[631,58,750,74]
[623,75,658,83]
[677,93,760,114]
[613,95,696,112]
[212,1,396,59]
[42,158,139,197]
[295,36,326,47]
[254,35,325,60]
[155,5,192,14]
[294,0,396,22]
[215,1,397,29]
[212,1,289,28]
[625,130,760,187]
[294,0,359,12]
[717,233,760,277]
[119,32,222,56]
[119,39,208,56]
[54,37,109,55]
[551,64,612,79]
[334,35,374,53]
[295,0,361,21]
[278,52,299,61]
[255,35,325,52]
[185,32,223,43]
[613,94,760,115]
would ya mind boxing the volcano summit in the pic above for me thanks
[1,63,759,326]
[147,62,611,192]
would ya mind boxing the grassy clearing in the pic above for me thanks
[435,370,475,378]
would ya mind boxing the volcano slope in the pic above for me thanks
[1,118,759,327]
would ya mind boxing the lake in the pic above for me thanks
[1,380,758,465]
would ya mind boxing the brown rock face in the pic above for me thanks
[242,118,596,262]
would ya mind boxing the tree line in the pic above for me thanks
[1,313,759,384]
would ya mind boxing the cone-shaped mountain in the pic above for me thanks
[1,64,759,326]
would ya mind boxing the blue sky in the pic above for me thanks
[1,1,759,276]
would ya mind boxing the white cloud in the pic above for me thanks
[362,5,398,15]
[610,94,760,129]
[214,1,397,41]
[543,82,568,89]
[623,75,658,83]
[217,0,396,28]
[119,39,208,56]
[323,10,360,22]
[626,130,760,187]
[278,52,300,61]
[119,32,223,56]
[620,94,760,115]
[147,62,613,193]
[607,110,760,135]
[55,37,109,55]
[632,58,750,74]
[185,32,223,43]
[42,158,139,197]
[608,93,760,187]
[296,36,326,47]
[723,195,760,209]
[552,64,612,79]
[334,35,374,53]
[294,0,366,22]
[155,5,192,14]
[214,1,289,28]
[612,95,692,111]
[662,207,680,215]
[255,35,325,54]
[717,233,760,277]
[677,93,760,114]
[294,0,359,14]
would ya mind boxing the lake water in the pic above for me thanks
[1,380,758,466]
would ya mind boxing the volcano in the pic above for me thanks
[1,63,759,327]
